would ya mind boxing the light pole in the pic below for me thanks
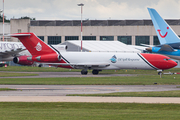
[2,0,4,41]
[0,0,5,41]
[77,3,84,52]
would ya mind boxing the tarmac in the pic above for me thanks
[0,72,180,104]
[0,71,135,78]
[0,84,180,103]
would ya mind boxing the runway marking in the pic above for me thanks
[16,88,49,90]
[0,96,180,104]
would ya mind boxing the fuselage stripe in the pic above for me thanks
[49,45,60,54]
[137,53,158,70]
[49,45,70,64]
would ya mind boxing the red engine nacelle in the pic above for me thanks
[27,53,61,63]
[13,56,34,65]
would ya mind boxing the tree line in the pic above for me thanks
[0,15,36,22]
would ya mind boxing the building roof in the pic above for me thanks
[30,19,180,26]
[61,40,141,53]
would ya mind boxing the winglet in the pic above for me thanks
[148,8,180,44]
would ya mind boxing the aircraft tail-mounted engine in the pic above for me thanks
[27,53,61,63]
[13,56,34,65]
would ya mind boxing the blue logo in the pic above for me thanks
[110,55,117,63]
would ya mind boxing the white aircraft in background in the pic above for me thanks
[0,41,33,65]
[9,32,177,75]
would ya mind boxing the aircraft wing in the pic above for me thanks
[43,62,110,68]
[0,48,25,56]
[0,48,26,61]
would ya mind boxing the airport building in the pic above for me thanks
[1,19,180,67]
[7,19,180,46]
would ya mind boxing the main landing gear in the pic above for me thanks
[81,70,88,75]
[81,69,101,75]
[92,70,99,75]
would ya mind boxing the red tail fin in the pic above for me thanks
[11,33,57,56]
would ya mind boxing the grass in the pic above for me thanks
[0,66,179,85]
[0,102,180,120]
[0,72,38,77]
[68,90,180,97]
[0,67,179,120]
[0,66,179,74]
[0,88,16,91]
[0,74,179,85]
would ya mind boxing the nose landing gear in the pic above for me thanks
[157,70,163,78]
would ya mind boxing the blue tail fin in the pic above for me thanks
[148,8,180,44]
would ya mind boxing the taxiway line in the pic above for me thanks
[0,96,180,104]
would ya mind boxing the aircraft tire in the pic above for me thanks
[81,70,88,75]
[38,64,42,67]
[92,70,99,75]
[158,71,162,75]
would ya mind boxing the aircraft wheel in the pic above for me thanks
[92,70,99,75]
[81,70,88,75]
[38,64,42,67]
[158,71,162,75]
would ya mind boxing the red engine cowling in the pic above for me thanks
[28,53,61,62]
[13,56,34,65]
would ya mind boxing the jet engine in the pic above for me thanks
[13,56,34,65]
[28,53,61,62]
[52,45,68,51]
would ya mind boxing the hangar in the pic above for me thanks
[61,40,141,52]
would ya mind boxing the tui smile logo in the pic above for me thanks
[157,27,169,38]
[110,55,117,63]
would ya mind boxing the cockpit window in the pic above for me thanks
[164,58,171,61]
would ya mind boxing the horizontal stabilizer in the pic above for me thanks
[6,34,31,37]
[140,44,154,47]
[158,44,174,52]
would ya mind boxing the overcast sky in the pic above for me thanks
[1,0,180,20]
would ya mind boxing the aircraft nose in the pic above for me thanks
[140,53,177,70]
[156,59,177,70]
[168,60,178,68]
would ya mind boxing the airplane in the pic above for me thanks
[146,8,180,60]
[9,32,177,75]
